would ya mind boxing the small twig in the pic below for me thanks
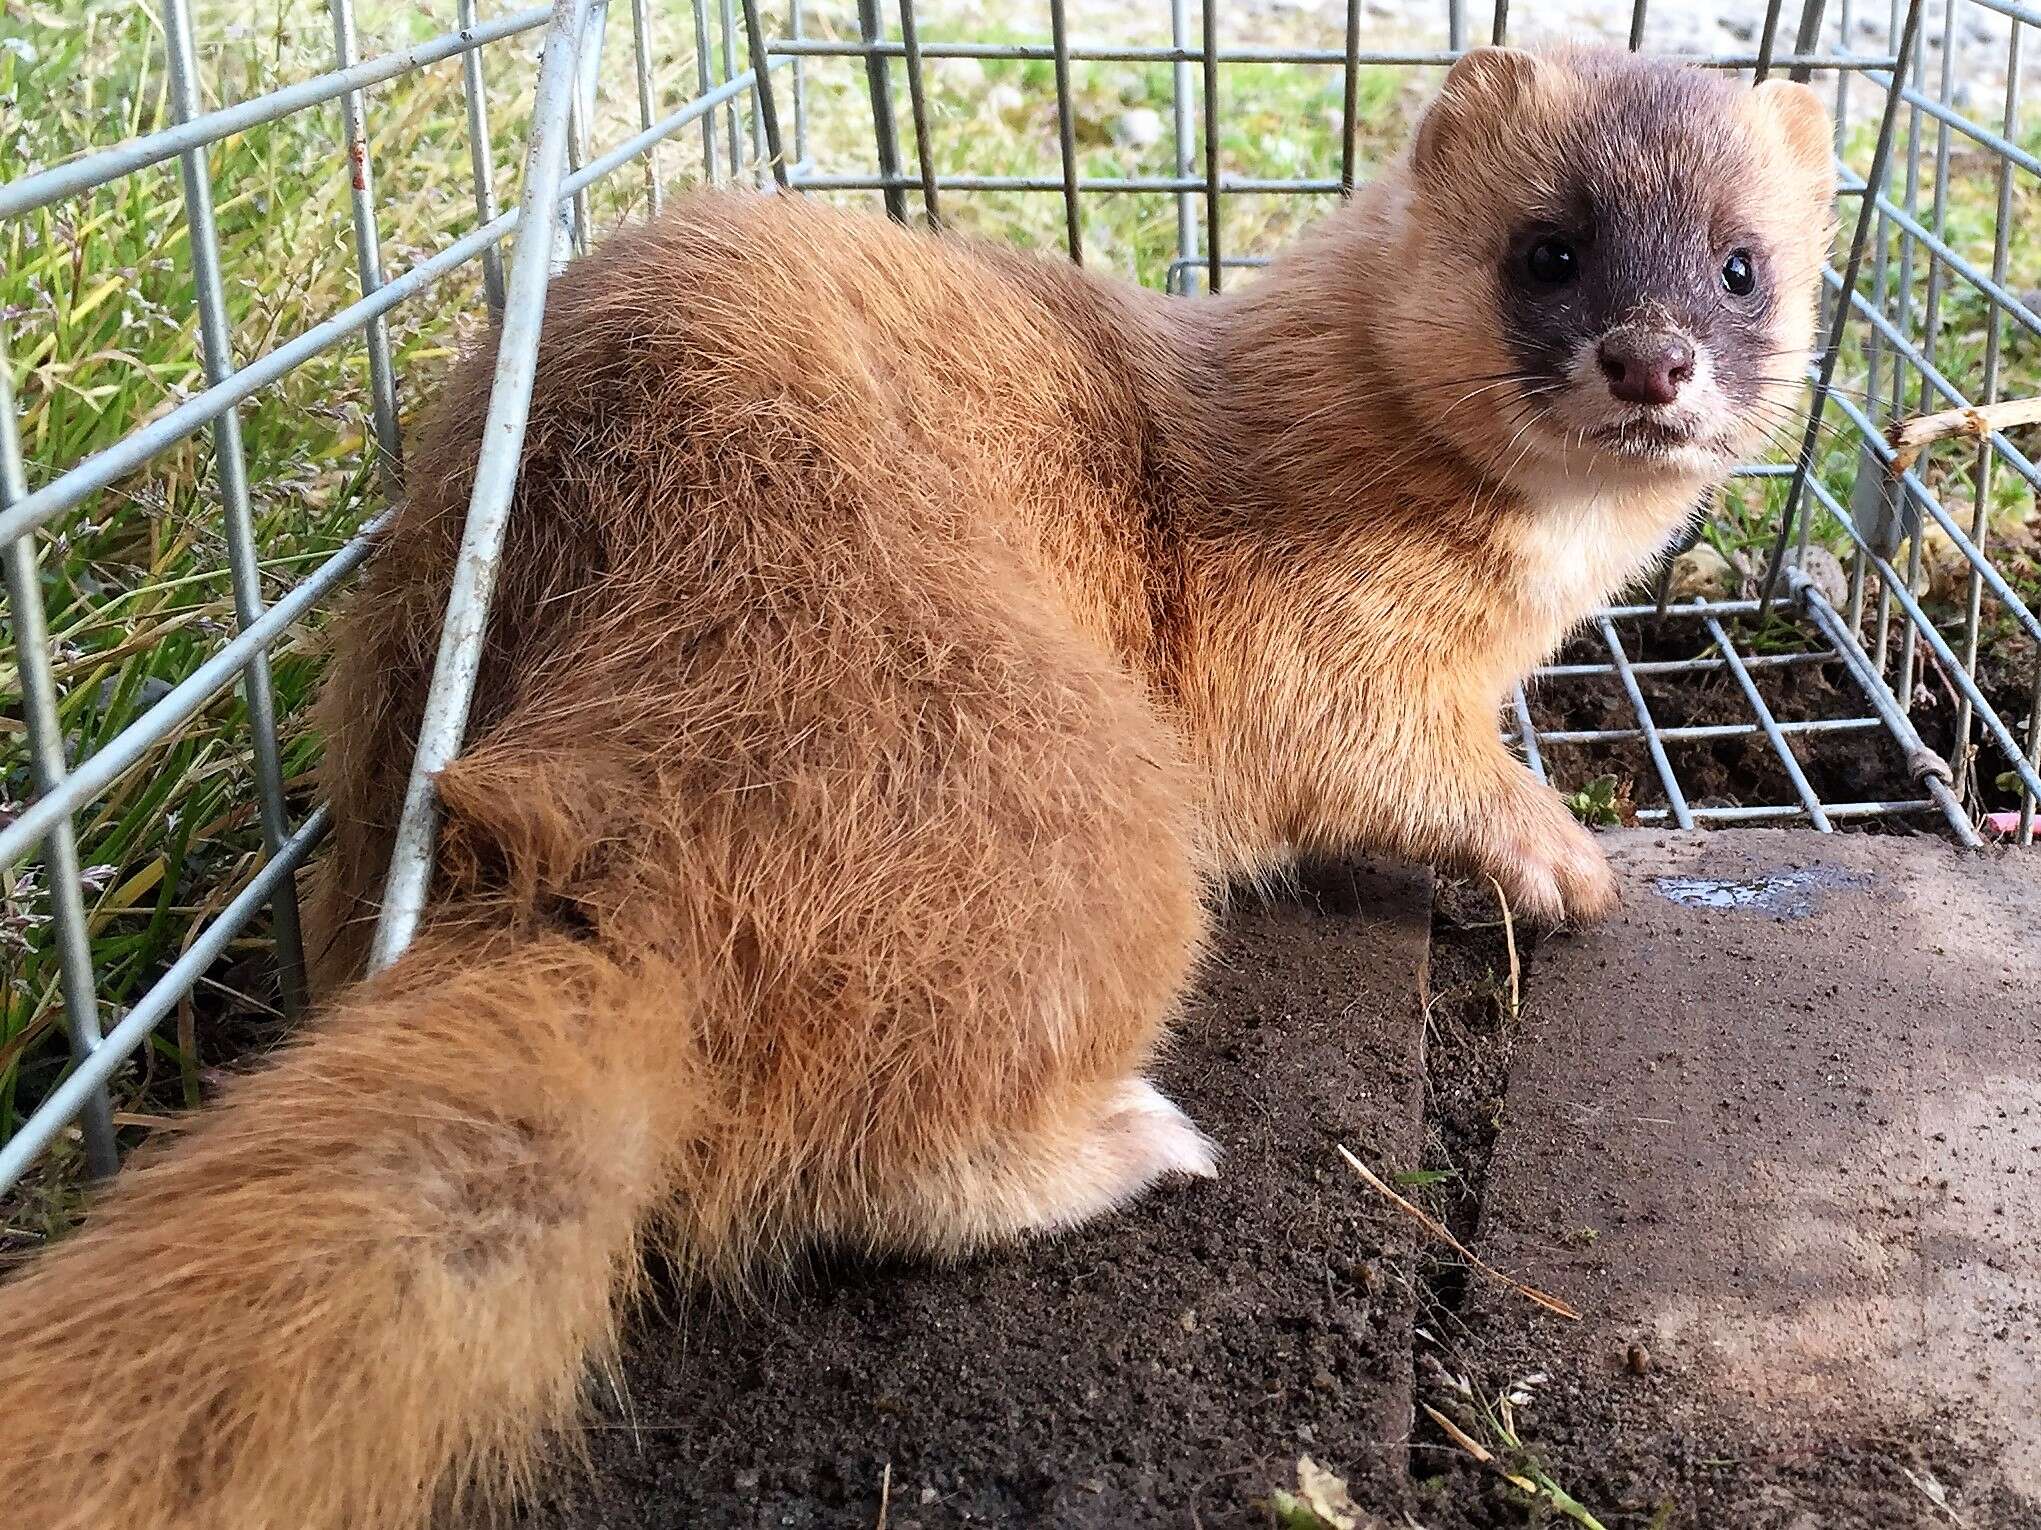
[1487,877,1520,1023]
[1422,1404,1610,1529]
[876,1460,892,1530]
[1886,395,2041,476]
[1422,1403,1538,1494]
[1336,1144,1581,1321]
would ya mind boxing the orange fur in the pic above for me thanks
[0,50,1832,1529]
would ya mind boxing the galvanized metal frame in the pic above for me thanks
[162,0,313,1023]
[2,0,2036,1201]
[368,0,595,969]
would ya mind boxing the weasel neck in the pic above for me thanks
[1134,185,1710,875]
[1159,174,1712,643]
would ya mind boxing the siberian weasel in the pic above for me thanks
[0,48,1832,1530]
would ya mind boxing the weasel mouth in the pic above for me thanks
[1589,417,1700,455]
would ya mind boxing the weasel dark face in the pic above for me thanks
[1387,47,1836,489]
[1495,70,1787,469]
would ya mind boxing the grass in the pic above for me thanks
[1420,1380,1614,1530]
[1,1,2038,1219]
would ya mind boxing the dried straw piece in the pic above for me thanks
[1336,1144,1582,1321]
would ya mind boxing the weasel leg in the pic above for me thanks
[1302,729,1619,926]
[1033,1074,1223,1227]
[1104,1076,1222,1185]
[1482,763,1621,925]
[874,1072,1220,1257]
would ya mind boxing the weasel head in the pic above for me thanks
[1382,47,1835,497]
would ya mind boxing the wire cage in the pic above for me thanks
[1,0,2038,1202]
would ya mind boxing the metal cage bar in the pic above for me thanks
[458,0,511,315]
[739,0,770,185]
[1800,473,2041,804]
[1790,0,1831,83]
[855,0,907,222]
[1202,0,1222,291]
[0,8,552,222]
[162,0,311,1018]
[799,171,1350,193]
[328,0,405,489]
[719,0,746,181]
[368,0,594,971]
[1596,615,1694,829]
[1701,612,1834,830]
[1956,28,2023,804]
[1534,715,1882,744]
[0,344,118,1180]
[791,0,811,167]
[2021,662,2041,843]
[0,524,383,872]
[1171,0,1197,289]
[1754,0,1788,80]
[690,0,722,179]
[564,23,595,259]
[764,37,1898,70]
[1341,0,1363,193]
[0,809,333,1192]
[1050,0,1084,262]
[739,0,790,188]
[896,0,941,226]
[1759,0,1928,611]
[629,0,665,215]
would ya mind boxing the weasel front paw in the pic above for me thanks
[1484,790,1619,927]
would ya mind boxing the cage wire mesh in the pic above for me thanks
[1,0,2038,1198]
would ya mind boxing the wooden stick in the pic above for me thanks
[1886,395,2041,476]
[1422,1403,1538,1494]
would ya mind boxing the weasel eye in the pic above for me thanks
[1524,235,1578,287]
[1721,249,1757,297]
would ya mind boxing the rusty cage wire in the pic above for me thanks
[2,0,2038,1194]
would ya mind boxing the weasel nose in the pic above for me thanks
[1597,331,1695,407]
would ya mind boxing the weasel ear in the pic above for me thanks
[1414,47,1551,180]
[1745,79,1835,184]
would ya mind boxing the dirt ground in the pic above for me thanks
[517,832,2041,1530]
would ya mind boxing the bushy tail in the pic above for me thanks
[0,930,694,1530]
